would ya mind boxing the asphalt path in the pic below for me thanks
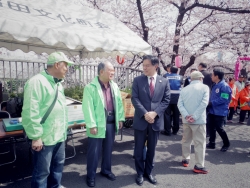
[0,116,250,188]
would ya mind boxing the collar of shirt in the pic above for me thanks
[98,77,110,89]
[147,73,157,85]
[45,69,62,83]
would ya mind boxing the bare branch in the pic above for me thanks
[169,1,180,9]
[183,3,250,15]
[183,10,214,37]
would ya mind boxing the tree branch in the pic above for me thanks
[183,10,214,36]
[183,3,250,14]
[136,0,149,42]
[169,1,180,9]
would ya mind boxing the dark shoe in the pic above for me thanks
[135,175,143,186]
[220,144,230,152]
[206,143,215,149]
[86,178,95,187]
[143,174,157,185]
[172,132,177,135]
[160,131,171,136]
[100,172,116,181]
[182,159,189,167]
[193,165,208,174]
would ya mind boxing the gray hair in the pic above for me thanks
[98,62,105,75]
[47,62,63,69]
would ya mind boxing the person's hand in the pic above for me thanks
[144,111,157,124]
[185,115,191,121]
[119,121,123,129]
[90,128,97,135]
[147,111,157,120]
[32,138,43,152]
[185,115,195,123]
[188,116,195,123]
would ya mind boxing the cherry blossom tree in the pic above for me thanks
[83,0,250,75]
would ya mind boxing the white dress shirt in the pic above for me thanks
[147,73,157,88]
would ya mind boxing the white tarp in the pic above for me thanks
[0,0,152,59]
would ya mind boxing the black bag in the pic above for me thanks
[6,97,23,118]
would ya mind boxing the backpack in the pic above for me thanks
[6,97,23,118]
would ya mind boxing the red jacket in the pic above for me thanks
[239,87,250,110]
[229,83,239,109]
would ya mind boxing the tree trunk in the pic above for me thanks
[179,55,196,75]
[171,3,185,65]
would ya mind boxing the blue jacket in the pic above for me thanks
[209,80,232,116]
[164,73,183,104]
[178,80,209,124]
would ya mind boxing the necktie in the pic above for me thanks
[150,77,154,97]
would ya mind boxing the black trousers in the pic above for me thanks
[164,104,179,134]
[86,122,115,180]
[227,107,235,121]
[208,114,230,147]
[134,125,159,175]
[239,110,250,122]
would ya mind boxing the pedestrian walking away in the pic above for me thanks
[178,71,209,174]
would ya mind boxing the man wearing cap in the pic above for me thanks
[22,51,74,188]
[82,62,125,187]
[177,71,209,174]
[235,75,245,92]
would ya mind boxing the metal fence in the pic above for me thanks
[0,61,142,94]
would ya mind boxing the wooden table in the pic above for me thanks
[0,120,24,139]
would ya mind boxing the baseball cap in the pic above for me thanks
[239,75,244,78]
[47,52,74,65]
[190,71,204,79]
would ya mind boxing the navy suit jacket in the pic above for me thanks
[132,74,171,131]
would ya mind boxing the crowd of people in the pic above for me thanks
[20,52,246,188]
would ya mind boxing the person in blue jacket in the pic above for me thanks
[161,66,183,136]
[206,69,231,152]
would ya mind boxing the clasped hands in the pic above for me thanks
[144,111,157,124]
[185,115,195,123]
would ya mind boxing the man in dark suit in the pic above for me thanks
[198,62,213,137]
[131,55,171,186]
[198,62,212,89]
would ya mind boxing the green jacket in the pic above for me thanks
[22,70,68,146]
[82,76,125,138]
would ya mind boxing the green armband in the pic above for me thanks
[221,93,229,99]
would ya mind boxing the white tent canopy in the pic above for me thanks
[0,0,152,60]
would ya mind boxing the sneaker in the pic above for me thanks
[239,122,245,124]
[206,143,215,149]
[182,159,189,167]
[227,120,234,123]
[193,165,208,174]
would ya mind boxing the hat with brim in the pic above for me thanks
[190,71,204,79]
[47,52,74,65]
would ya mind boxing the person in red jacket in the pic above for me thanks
[239,81,250,124]
[227,78,239,123]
